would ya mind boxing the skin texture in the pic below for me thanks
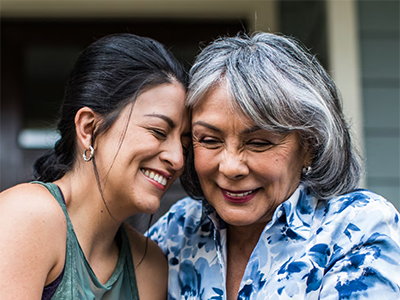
[0,82,190,300]
[191,82,310,300]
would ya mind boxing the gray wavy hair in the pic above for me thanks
[181,32,363,200]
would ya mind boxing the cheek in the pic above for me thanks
[276,155,303,184]
[193,148,217,177]
[251,154,296,182]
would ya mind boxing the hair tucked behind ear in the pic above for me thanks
[33,33,188,182]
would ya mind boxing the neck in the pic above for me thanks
[54,173,123,260]
[227,223,265,254]
[225,224,266,300]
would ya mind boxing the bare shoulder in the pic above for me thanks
[124,223,168,300]
[0,183,66,225]
[0,183,67,298]
[0,182,67,256]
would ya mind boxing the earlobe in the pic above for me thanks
[302,141,314,171]
[301,149,313,177]
[75,107,97,149]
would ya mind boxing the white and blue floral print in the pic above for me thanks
[148,185,400,299]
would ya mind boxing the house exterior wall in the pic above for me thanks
[1,0,278,33]
[357,0,400,210]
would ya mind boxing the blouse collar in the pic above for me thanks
[202,184,319,240]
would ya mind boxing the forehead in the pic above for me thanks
[131,83,188,122]
[135,82,185,106]
[192,83,254,127]
[120,82,189,130]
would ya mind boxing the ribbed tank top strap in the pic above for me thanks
[32,181,140,299]
[31,181,72,225]
[119,225,140,299]
[31,181,77,299]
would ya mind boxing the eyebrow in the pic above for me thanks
[146,114,191,137]
[192,121,221,133]
[144,114,174,128]
[241,126,263,135]
[193,121,262,135]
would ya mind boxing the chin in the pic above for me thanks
[130,191,162,214]
[219,215,256,227]
[146,207,160,215]
[141,200,161,215]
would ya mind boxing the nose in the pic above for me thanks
[219,148,249,180]
[159,138,185,171]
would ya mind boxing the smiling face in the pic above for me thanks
[191,83,310,229]
[95,82,190,216]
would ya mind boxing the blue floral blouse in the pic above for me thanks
[148,185,400,299]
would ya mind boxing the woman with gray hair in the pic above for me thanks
[148,32,400,299]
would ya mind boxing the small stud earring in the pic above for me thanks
[83,145,94,162]
[302,166,312,176]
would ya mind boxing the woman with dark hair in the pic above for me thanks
[0,33,190,299]
[148,32,400,299]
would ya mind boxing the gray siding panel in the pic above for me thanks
[365,136,400,179]
[361,39,399,80]
[358,0,400,32]
[358,0,400,210]
[363,87,399,129]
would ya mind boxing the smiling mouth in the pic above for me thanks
[222,188,259,203]
[141,169,168,186]
[225,190,255,197]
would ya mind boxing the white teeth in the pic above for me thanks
[141,169,168,186]
[226,190,254,197]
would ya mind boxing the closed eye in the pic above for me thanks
[195,136,222,149]
[247,139,274,151]
[152,129,167,138]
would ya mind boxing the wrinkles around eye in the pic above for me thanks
[193,135,222,149]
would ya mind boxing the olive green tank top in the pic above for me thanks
[35,181,140,300]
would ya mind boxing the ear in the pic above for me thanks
[75,107,97,150]
[302,140,315,168]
